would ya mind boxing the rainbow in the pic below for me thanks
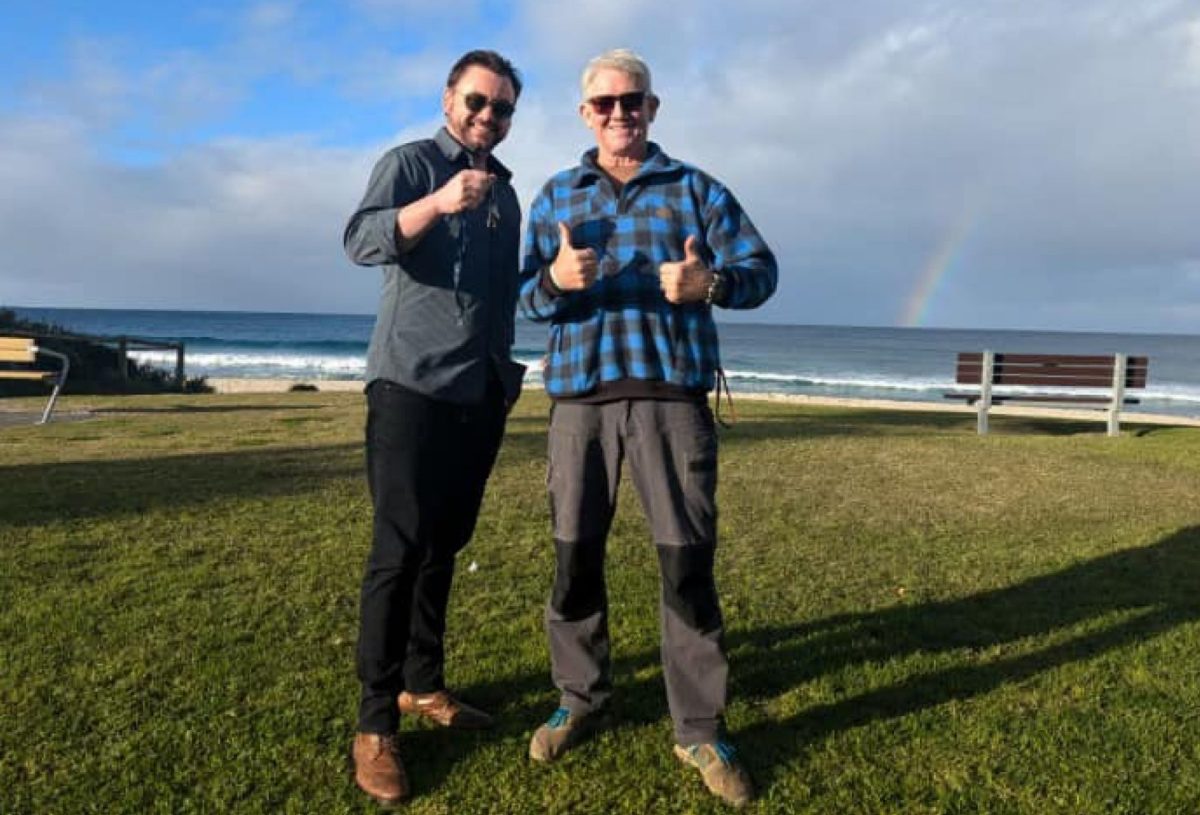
[899,196,982,327]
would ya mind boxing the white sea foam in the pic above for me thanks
[134,350,551,381]
[132,350,366,377]
[130,350,1200,407]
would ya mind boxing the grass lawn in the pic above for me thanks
[3,390,1200,814]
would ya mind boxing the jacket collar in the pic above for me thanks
[572,142,680,188]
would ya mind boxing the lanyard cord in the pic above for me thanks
[454,214,467,323]
[714,366,736,427]
[453,155,501,326]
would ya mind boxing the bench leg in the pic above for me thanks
[35,348,70,425]
[1107,353,1126,437]
[39,380,64,424]
[977,350,994,435]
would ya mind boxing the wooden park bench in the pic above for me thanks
[0,337,71,424]
[945,351,1149,436]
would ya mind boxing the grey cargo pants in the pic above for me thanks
[545,399,728,746]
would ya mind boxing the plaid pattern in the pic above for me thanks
[519,143,777,398]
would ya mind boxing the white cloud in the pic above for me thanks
[339,47,457,105]
[0,115,391,312]
[1178,17,1200,85]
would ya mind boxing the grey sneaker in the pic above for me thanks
[674,740,754,808]
[528,706,602,762]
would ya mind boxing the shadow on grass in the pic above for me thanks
[0,421,556,528]
[729,524,1200,785]
[1,404,1155,528]
[412,525,1200,795]
[93,404,334,414]
[0,443,366,527]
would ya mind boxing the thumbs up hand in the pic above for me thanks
[549,222,599,291]
[659,235,712,304]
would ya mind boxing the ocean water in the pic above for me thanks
[11,307,1200,419]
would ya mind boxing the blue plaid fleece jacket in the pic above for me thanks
[519,143,778,398]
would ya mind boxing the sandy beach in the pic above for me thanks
[207,378,1200,428]
[210,378,366,394]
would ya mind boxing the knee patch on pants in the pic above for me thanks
[657,544,722,633]
[550,539,607,620]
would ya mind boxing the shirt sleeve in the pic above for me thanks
[702,182,778,310]
[343,149,424,267]
[517,183,568,322]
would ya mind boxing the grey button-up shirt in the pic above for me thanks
[344,128,525,405]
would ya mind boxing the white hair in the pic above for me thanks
[580,48,652,97]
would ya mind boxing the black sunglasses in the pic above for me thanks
[587,91,647,115]
[462,92,516,120]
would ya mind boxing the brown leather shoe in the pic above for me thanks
[353,732,409,806]
[397,689,494,729]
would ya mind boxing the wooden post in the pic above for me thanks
[175,343,185,390]
[118,337,129,382]
[1108,352,1127,437]
[977,350,994,435]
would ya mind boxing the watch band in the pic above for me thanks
[704,272,726,306]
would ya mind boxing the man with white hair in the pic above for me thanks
[519,48,777,808]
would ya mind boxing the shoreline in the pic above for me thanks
[206,378,1200,428]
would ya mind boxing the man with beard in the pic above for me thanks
[342,49,526,806]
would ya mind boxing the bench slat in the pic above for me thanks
[945,393,1140,406]
[956,360,1150,372]
[994,363,1141,377]
[957,352,1148,366]
[957,371,1142,388]
[1,337,37,364]
[0,370,56,380]
[0,337,36,363]
[956,371,1148,387]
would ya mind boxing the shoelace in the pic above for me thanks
[546,707,571,728]
[690,740,737,766]
[713,741,737,764]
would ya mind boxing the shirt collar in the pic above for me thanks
[572,142,678,187]
[434,126,513,181]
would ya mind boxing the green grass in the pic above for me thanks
[3,391,1200,814]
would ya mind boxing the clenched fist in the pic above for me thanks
[435,169,495,214]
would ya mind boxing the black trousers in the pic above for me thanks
[356,377,506,733]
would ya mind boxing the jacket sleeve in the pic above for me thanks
[517,184,569,322]
[342,149,423,267]
[702,182,778,310]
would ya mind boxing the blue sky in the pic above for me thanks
[1,2,460,153]
[3,0,1199,332]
